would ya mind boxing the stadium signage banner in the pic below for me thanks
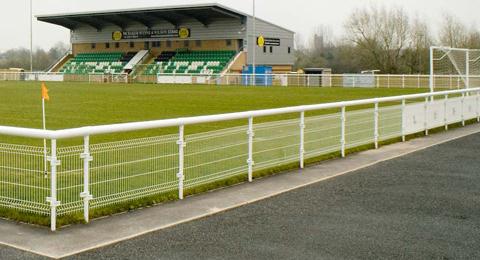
[112,28,191,40]
[257,37,281,46]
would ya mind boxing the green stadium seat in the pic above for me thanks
[144,50,237,75]
[60,52,130,74]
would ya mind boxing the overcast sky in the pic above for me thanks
[0,0,478,51]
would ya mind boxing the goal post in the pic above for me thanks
[430,46,480,92]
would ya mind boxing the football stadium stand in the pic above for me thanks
[37,3,295,76]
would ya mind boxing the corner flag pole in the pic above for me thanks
[41,83,49,176]
[42,97,47,175]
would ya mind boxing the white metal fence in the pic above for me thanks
[0,72,129,84]
[148,73,480,89]
[2,71,480,89]
[0,88,480,231]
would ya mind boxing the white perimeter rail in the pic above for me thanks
[153,73,480,89]
[2,71,478,89]
[1,87,480,231]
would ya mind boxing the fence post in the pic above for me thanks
[477,91,480,122]
[177,125,185,200]
[46,139,60,231]
[80,136,93,223]
[247,117,254,182]
[424,97,429,136]
[374,102,379,149]
[401,99,406,142]
[387,75,390,88]
[444,94,449,131]
[341,106,346,158]
[461,93,466,126]
[300,111,305,169]
[402,75,405,88]
[417,75,420,89]
[376,75,380,88]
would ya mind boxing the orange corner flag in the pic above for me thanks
[41,83,50,101]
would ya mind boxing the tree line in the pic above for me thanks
[295,6,480,74]
[0,42,68,71]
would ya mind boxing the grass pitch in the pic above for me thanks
[0,81,428,227]
[0,81,424,145]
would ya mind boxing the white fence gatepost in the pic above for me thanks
[300,111,305,169]
[401,99,406,142]
[177,125,186,199]
[461,93,466,126]
[247,117,254,182]
[477,91,480,122]
[374,102,379,149]
[424,97,429,136]
[341,106,346,158]
[444,94,449,131]
[46,139,60,231]
[80,136,93,223]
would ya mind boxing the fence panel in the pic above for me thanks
[56,145,84,216]
[446,97,464,124]
[426,100,446,129]
[304,113,342,159]
[253,119,301,171]
[184,126,248,188]
[378,105,403,141]
[0,143,50,215]
[88,135,179,210]
[345,109,375,148]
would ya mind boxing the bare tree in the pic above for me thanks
[404,17,432,73]
[0,42,69,71]
[439,14,470,48]
[344,5,410,73]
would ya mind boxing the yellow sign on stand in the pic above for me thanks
[257,36,265,47]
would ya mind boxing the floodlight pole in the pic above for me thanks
[30,0,33,72]
[252,0,256,86]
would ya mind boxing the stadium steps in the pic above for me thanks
[49,52,73,73]
[222,51,246,74]
[124,50,150,71]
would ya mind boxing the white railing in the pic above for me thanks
[153,73,480,89]
[1,88,480,231]
[2,70,480,89]
[0,72,129,83]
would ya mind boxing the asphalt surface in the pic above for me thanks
[2,133,480,259]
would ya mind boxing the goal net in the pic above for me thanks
[430,47,480,91]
